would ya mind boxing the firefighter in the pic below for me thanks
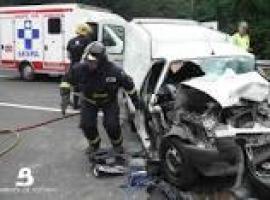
[64,23,93,109]
[60,41,140,154]
[165,61,204,85]
[232,21,251,52]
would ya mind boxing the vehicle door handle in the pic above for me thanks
[44,45,48,51]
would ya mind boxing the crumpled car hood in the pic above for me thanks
[182,71,269,108]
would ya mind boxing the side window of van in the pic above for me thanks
[48,17,61,34]
[103,28,116,46]
[102,24,125,53]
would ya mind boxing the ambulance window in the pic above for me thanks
[48,18,61,34]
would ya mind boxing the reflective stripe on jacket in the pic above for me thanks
[232,33,250,51]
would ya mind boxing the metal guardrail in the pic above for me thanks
[256,60,270,67]
[256,60,270,80]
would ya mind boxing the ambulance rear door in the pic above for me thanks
[43,15,65,70]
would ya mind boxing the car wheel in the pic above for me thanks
[159,136,198,190]
[20,64,35,81]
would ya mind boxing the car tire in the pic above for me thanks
[159,136,198,190]
[20,63,35,81]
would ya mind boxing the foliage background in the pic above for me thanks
[1,0,269,59]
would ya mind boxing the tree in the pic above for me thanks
[232,0,260,21]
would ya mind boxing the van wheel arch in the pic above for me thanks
[19,61,35,81]
[159,135,198,190]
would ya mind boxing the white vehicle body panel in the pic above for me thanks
[123,19,258,151]
[0,18,15,67]
[183,71,269,108]
[124,18,250,91]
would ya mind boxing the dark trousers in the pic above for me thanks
[80,101,122,148]
[73,85,80,109]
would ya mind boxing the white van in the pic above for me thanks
[0,3,126,80]
[123,18,243,90]
[122,18,254,151]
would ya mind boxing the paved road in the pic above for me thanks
[0,70,145,200]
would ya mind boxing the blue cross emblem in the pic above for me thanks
[17,20,39,50]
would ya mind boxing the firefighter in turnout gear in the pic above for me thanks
[60,41,140,154]
[64,23,93,109]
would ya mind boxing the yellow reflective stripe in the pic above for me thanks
[126,87,136,95]
[81,94,111,105]
[232,33,250,50]
[111,135,123,146]
[89,136,101,145]
[92,93,109,98]
[60,82,71,88]
[85,98,97,105]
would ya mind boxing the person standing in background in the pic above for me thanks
[64,23,93,109]
[232,21,252,52]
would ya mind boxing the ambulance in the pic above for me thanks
[0,4,126,80]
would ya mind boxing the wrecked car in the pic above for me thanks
[128,53,270,198]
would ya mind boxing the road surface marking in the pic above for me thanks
[0,75,13,78]
[0,102,79,114]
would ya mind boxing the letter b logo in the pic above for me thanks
[15,167,34,187]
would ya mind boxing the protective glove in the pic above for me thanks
[60,82,71,116]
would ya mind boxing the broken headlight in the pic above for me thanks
[202,114,218,131]
[201,102,220,132]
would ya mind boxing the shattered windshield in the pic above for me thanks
[199,56,255,76]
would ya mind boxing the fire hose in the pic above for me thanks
[0,92,108,158]
[0,113,79,158]
[0,91,134,158]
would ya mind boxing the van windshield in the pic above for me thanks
[199,56,255,76]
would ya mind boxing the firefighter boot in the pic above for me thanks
[113,145,124,154]
[113,145,126,165]
[86,139,100,161]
